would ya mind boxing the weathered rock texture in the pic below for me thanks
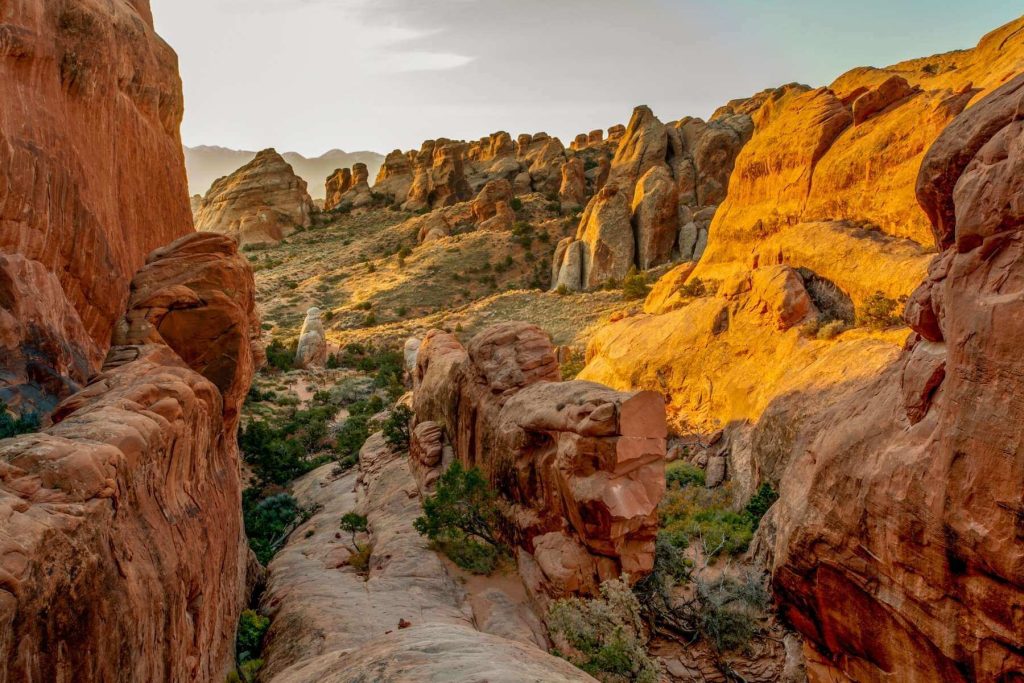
[324,162,372,211]
[411,322,667,597]
[0,232,259,683]
[552,102,757,290]
[294,307,327,369]
[0,0,193,412]
[194,148,315,246]
[259,435,594,682]
[766,69,1024,683]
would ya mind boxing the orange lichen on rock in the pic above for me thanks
[411,322,666,596]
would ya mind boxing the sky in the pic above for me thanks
[151,0,1024,157]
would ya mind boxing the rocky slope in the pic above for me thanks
[0,0,194,413]
[194,149,316,247]
[0,232,260,682]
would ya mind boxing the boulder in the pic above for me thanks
[295,307,328,369]
[576,185,635,289]
[852,75,916,125]
[324,167,354,210]
[404,141,473,211]
[472,179,514,223]
[195,149,315,246]
[608,105,669,192]
[412,323,667,596]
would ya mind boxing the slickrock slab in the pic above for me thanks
[261,433,594,682]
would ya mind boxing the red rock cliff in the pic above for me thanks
[767,72,1024,683]
[0,232,259,683]
[0,0,193,412]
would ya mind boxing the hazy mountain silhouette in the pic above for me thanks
[185,145,385,199]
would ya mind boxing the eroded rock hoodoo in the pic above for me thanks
[195,148,316,246]
[411,322,667,597]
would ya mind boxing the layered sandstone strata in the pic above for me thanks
[0,232,260,683]
[195,149,315,246]
[411,322,667,596]
[0,0,193,412]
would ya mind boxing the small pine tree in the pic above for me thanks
[340,512,369,547]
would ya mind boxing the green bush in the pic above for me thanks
[264,339,297,372]
[560,349,586,380]
[678,277,707,298]
[744,483,779,523]
[382,405,412,451]
[239,406,334,487]
[509,197,523,212]
[0,411,39,439]
[660,485,754,557]
[340,511,369,546]
[414,462,505,573]
[665,461,705,489]
[695,572,769,652]
[435,535,500,574]
[621,267,650,301]
[243,492,303,565]
[547,578,659,683]
[858,291,905,329]
[236,609,270,664]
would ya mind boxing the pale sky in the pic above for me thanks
[151,0,1023,156]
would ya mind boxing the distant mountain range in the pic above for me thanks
[184,145,385,200]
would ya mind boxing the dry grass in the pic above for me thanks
[249,205,612,352]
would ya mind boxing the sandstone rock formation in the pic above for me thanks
[765,70,1024,683]
[194,149,315,246]
[558,157,587,209]
[0,232,259,682]
[294,307,328,369]
[551,102,756,291]
[0,0,194,413]
[258,435,593,682]
[411,322,666,597]
[471,178,514,224]
[404,140,473,212]
[373,149,415,203]
[325,163,373,211]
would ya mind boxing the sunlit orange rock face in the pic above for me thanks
[0,0,193,412]
[411,322,667,597]
[768,71,1024,683]
[583,17,1024,441]
[0,232,259,683]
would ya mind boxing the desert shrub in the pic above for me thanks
[621,267,650,301]
[236,610,270,664]
[547,578,659,683]
[858,291,905,329]
[817,320,848,340]
[414,462,505,573]
[347,542,373,573]
[243,492,304,565]
[336,344,404,398]
[694,571,769,652]
[560,349,586,380]
[743,483,779,524]
[239,407,335,487]
[340,512,368,546]
[264,339,297,372]
[245,386,276,403]
[0,410,40,439]
[382,405,413,451]
[556,284,571,296]
[660,484,754,557]
[678,277,707,298]
[363,312,377,327]
[511,221,535,248]
[510,197,523,211]
[665,461,705,489]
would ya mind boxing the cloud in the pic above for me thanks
[377,51,476,72]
